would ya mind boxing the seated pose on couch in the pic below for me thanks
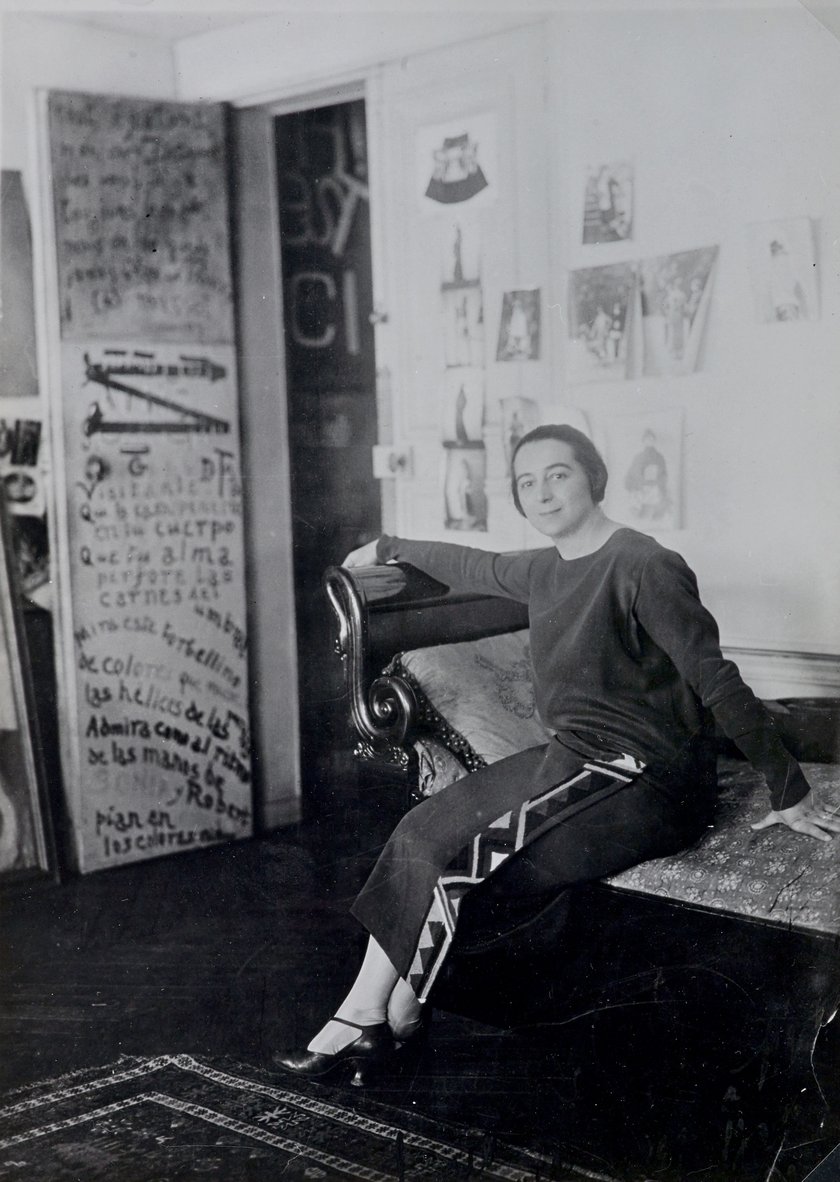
[273,423,839,1086]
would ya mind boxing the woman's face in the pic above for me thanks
[514,438,596,541]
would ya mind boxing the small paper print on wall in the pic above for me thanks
[440,220,482,288]
[500,397,539,475]
[603,409,683,533]
[418,112,497,216]
[582,161,634,244]
[747,218,818,323]
[441,368,484,445]
[443,445,487,532]
[442,287,484,367]
[639,247,717,377]
[568,264,636,383]
[496,290,541,361]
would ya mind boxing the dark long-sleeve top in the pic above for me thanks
[376,529,810,812]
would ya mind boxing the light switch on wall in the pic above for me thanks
[372,445,414,479]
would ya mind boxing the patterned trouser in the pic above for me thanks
[405,753,646,1001]
[351,737,709,1006]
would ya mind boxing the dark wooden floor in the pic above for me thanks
[2,760,839,1182]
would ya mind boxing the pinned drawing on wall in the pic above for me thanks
[418,111,498,215]
[746,218,818,323]
[0,401,45,518]
[0,399,49,600]
[602,408,683,532]
[568,263,636,383]
[500,397,539,475]
[443,444,487,532]
[582,161,634,244]
[440,220,482,287]
[442,287,484,367]
[496,290,541,361]
[639,246,718,377]
[441,367,485,445]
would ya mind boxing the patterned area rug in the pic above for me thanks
[0,1055,617,1181]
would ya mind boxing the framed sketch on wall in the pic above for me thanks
[0,487,54,886]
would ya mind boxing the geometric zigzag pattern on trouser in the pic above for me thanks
[407,754,646,1002]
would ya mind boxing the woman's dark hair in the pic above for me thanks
[510,424,608,513]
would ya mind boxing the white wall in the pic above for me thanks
[1,15,176,172]
[5,4,838,698]
[551,7,840,656]
[172,3,840,683]
[173,11,536,104]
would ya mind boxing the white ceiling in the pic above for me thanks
[7,1,840,47]
[3,11,267,44]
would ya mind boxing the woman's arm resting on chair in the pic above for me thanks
[342,535,537,602]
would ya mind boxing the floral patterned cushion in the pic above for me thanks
[414,737,469,797]
[607,759,840,936]
[388,630,551,771]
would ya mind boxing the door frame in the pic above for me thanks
[230,74,393,827]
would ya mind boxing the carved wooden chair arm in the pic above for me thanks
[323,564,418,749]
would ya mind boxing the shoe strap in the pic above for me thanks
[330,1016,372,1033]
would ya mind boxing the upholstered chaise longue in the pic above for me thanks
[324,558,840,1103]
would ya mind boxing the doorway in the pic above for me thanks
[274,96,381,789]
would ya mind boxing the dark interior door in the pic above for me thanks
[275,98,380,788]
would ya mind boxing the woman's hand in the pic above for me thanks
[751,789,840,842]
[342,538,382,568]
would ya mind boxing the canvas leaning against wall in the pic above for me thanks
[0,491,54,885]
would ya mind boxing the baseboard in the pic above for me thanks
[722,646,840,700]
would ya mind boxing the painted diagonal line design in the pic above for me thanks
[407,758,644,1003]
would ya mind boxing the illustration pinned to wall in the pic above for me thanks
[442,287,484,367]
[417,111,498,215]
[582,161,634,244]
[602,408,683,532]
[567,263,636,383]
[441,367,485,445]
[0,400,46,520]
[746,218,818,323]
[500,397,539,474]
[639,246,718,377]
[496,290,541,361]
[443,444,487,532]
[7,518,49,599]
[440,220,482,287]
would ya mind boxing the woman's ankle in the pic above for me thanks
[386,977,424,1041]
[334,1004,387,1028]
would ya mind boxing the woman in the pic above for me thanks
[274,424,838,1086]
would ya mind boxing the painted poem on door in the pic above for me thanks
[64,342,250,867]
[46,91,250,872]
